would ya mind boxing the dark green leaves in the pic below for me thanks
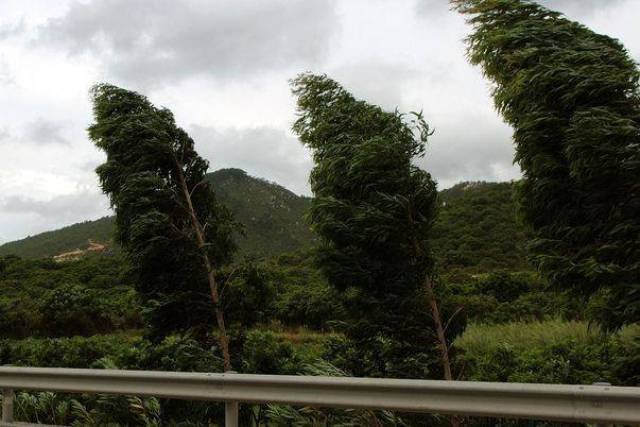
[454,0,640,328]
[291,73,441,378]
[88,84,236,340]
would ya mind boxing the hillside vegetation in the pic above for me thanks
[0,168,316,260]
[433,181,528,273]
[0,173,526,273]
[0,217,116,259]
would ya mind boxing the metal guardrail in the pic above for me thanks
[1,367,639,426]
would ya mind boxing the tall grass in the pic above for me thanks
[456,319,640,355]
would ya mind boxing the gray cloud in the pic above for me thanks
[416,0,624,18]
[1,191,108,219]
[330,62,422,111]
[422,122,519,188]
[190,125,312,195]
[414,0,453,16]
[37,0,338,87]
[0,191,111,243]
[0,18,25,41]
[23,118,68,145]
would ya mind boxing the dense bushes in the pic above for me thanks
[0,333,140,368]
[0,252,346,340]
[0,255,140,338]
[0,330,345,425]
[432,182,529,273]
[455,320,640,385]
[267,251,346,330]
[446,272,579,324]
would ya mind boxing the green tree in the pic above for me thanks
[291,73,457,381]
[453,0,640,327]
[88,84,237,370]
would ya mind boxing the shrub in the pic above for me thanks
[455,320,640,385]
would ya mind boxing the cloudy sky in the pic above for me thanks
[0,0,638,243]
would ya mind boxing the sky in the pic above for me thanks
[0,0,639,244]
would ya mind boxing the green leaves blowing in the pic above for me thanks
[88,84,237,340]
[453,0,640,328]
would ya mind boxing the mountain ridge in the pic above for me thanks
[0,168,315,259]
[0,171,527,272]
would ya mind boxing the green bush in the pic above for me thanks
[0,255,141,339]
[0,333,141,368]
[241,330,303,375]
[455,320,640,385]
[447,272,578,324]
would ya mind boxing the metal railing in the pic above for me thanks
[1,367,639,426]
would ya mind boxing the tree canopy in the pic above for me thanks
[291,73,454,379]
[453,0,640,328]
[88,84,237,367]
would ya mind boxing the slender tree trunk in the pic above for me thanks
[423,276,461,427]
[407,206,459,426]
[407,208,455,381]
[424,277,461,427]
[175,162,233,372]
[423,276,453,381]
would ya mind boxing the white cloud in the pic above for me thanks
[23,117,69,145]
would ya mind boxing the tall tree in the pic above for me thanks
[453,0,640,327]
[89,84,237,370]
[291,73,458,381]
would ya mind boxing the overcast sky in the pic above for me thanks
[0,0,638,244]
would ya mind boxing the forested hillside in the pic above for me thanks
[0,174,527,273]
[0,217,116,259]
[0,168,316,259]
[209,168,316,256]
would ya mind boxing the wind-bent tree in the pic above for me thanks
[291,73,458,380]
[89,84,237,370]
[453,0,640,327]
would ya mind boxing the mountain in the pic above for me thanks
[0,217,117,260]
[0,173,528,272]
[208,168,316,256]
[0,169,316,259]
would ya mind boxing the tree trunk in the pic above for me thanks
[175,163,233,372]
[423,276,453,381]
[407,205,459,426]
[425,277,460,427]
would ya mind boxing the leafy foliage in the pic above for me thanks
[0,255,139,338]
[264,360,408,427]
[454,0,640,328]
[291,73,451,379]
[446,272,580,325]
[88,84,237,345]
[432,182,528,273]
[455,320,640,386]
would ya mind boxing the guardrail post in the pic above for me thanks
[225,401,238,427]
[2,388,14,423]
[592,382,612,427]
